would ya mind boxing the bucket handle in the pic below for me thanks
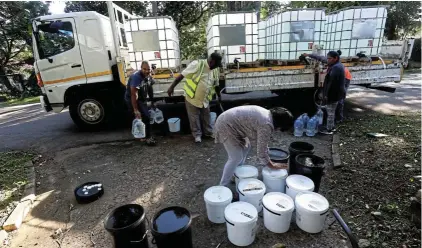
[263,205,281,216]
[130,217,150,244]
[225,217,235,226]
[174,118,180,123]
[236,185,245,196]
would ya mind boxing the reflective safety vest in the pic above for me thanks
[183,60,219,101]
[344,67,352,80]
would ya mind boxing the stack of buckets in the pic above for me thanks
[203,142,329,246]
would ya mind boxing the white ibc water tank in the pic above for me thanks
[207,12,258,63]
[264,9,326,60]
[258,20,267,60]
[325,6,388,57]
[125,16,180,70]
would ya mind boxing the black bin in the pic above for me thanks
[104,204,149,248]
[269,147,289,163]
[151,206,193,248]
[288,141,314,174]
[295,154,325,192]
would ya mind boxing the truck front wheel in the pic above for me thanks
[69,97,109,130]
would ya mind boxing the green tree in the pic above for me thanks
[260,1,284,20]
[0,1,49,95]
[64,1,148,16]
[289,1,421,40]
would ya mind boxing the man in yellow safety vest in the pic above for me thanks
[167,53,222,143]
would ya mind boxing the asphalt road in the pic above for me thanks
[0,71,420,153]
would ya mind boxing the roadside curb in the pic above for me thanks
[1,161,36,232]
[332,134,342,168]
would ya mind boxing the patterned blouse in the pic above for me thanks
[214,105,274,166]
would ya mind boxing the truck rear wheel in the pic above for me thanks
[69,97,109,130]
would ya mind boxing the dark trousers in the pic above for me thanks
[336,79,350,122]
[126,101,151,138]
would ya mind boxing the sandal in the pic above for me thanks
[146,137,157,146]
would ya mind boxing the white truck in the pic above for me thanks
[31,3,413,129]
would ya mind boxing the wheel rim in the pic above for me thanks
[78,99,104,124]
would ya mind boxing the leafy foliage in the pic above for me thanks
[64,1,148,16]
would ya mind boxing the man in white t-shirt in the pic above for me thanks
[167,53,222,143]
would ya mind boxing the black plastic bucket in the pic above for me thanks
[151,206,193,248]
[295,154,325,192]
[104,204,149,248]
[268,147,290,163]
[288,142,315,174]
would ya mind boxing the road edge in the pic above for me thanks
[332,133,342,168]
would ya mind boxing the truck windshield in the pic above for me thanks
[35,21,75,60]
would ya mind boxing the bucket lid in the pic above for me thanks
[268,148,289,162]
[286,175,315,192]
[152,206,191,234]
[262,167,288,179]
[204,186,232,204]
[224,201,258,225]
[262,192,294,214]
[74,181,104,204]
[234,165,258,179]
[295,192,329,214]
[238,178,266,195]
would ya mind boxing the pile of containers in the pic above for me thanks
[125,16,180,70]
[206,12,259,63]
[294,109,324,137]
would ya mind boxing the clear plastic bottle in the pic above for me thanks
[148,109,156,125]
[316,108,324,125]
[302,113,309,129]
[294,117,304,137]
[154,108,164,124]
[132,119,146,139]
[306,116,317,137]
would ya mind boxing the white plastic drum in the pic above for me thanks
[262,192,295,233]
[237,178,266,212]
[285,175,315,201]
[234,165,259,186]
[262,167,288,193]
[295,192,329,233]
[224,201,258,246]
[203,186,233,224]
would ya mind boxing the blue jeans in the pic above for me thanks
[336,79,350,122]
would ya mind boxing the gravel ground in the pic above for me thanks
[327,112,421,248]
[7,130,350,248]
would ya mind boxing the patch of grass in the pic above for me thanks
[0,151,34,210]
[0,96,40,108]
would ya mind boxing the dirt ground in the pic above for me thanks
[7,131,351,248]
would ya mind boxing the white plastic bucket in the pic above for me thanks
[167,118,181,132]
[225,201,258,247]
[237,178,266,212]
[262,192,295,233]
[262,167,288,193]
[210,112,217,128]
[295,192,329,233]
[285,175,315,201]
[234,165,259,187]
[203,186,233,224]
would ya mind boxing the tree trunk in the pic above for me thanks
[0,66,19,97]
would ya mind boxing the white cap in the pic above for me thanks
[234,165,258,179]
[224,201,258,226]
[286,175,315,192]
[238,178,266,196]
[263,192,295,214]
[295,192,329,214]
[262,167,288,179]
[204,186,232,205]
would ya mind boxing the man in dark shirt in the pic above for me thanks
[124,61,156,145]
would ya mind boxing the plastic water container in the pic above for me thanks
[237,178,266,212]
[154,108,164,124]
[295,192,329,233]
[316,108,324,125]
[132,119,146,139]
[306,117,317,137]
[294,118,304,137]
[285,175,315,201]
[234,165,259,187]
[203,186,233,224]
[262,167,288,193]
[210,112,217,128]
[262,192,295,233]
[224,201,258,246]
[167,118,181,132]
[149,109,156,124]
[301,114,309,129]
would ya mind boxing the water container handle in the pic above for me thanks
[237,185,245,196]
[130,216,150,244]
[263,204,281,216]
[225,217,235,226]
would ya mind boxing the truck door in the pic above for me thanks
[34,18,86,105]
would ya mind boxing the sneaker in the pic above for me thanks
[204,133,215,139]
[195,136,202,143]
[319,129,334,135]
